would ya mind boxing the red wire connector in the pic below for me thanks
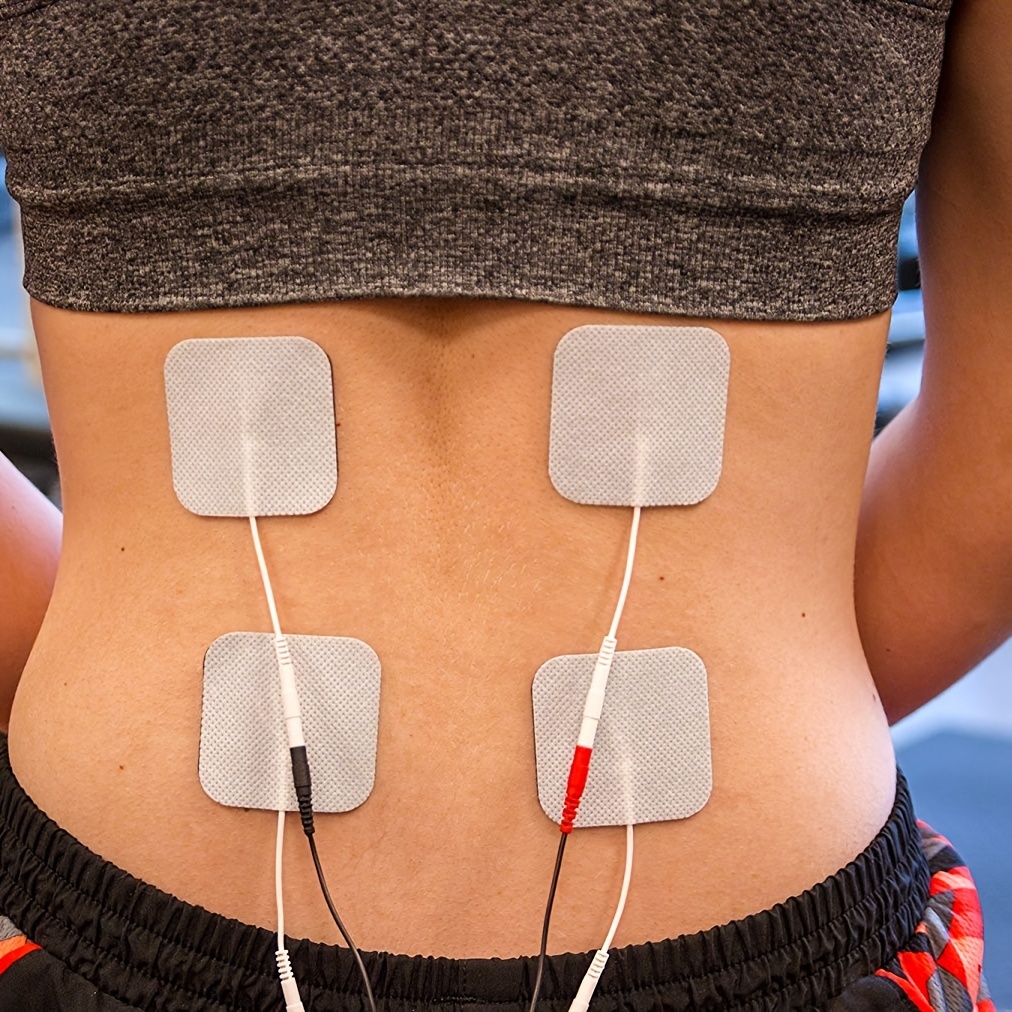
[560,745,593,833]
[559,634,617,833]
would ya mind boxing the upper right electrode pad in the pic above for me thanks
[549,326,730,507]
[164,336,337,517]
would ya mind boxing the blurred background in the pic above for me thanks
[0,152,1009,1000]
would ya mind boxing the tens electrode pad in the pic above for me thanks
[534,325,729,830]
[549,325,729,507]
[164,336,337,516]
[533,646,711,828]
[201,632,381,813]
[164,335,382,816]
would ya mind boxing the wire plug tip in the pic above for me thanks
[276,949,306,1011]
[568,949,610,1012]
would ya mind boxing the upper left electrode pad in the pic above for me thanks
[164,336,337,516]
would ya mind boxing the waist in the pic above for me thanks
[0,734,926,1009]
[10,561,896,957]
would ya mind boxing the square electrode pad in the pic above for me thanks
[532,646,711,828]
[200,632,380,813]
[549,325,729,506]
[165,336,337,516]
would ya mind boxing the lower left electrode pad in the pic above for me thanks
[201,632,381,813]
[164,336,337,516]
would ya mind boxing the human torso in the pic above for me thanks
[9,296,897,958]
[0,0,952,964]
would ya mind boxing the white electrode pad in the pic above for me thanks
[532,646,712,828]
[549,326,730,507]
[164,336,337,516]
[200,632,381,813]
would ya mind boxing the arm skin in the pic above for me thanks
[0,451,61,731]
[855,0,1012,724]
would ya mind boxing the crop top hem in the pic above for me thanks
[2,0,946,320]
[16,162,901,321]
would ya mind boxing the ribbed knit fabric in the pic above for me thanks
[0,0,953,319]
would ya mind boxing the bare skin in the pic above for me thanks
[0,455,60,722]
[854,0,1012,719]
[5,298,897,957]
[3,0,1010,964]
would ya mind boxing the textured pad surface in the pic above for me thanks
[165,336,337,516]
[533,646,711,828]
[200,632,380,813]
[549,325,729,506]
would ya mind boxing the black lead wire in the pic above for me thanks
[528,831,569,1012]
[290,746,378,1012]
[307,833,378,1012]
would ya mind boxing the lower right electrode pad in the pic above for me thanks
[200,632,381,814]
[533,646,711,828]
[549,325,729,506]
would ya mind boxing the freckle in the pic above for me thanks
[120,547,125,552]
[658,575,665,581]
[801,612,806,618]
[118,764,125,771]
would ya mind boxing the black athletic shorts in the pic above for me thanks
[0,737,992,1010]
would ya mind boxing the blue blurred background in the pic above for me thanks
[0,154,1008,1001]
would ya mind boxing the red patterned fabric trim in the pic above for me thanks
[872,822,994,1011]
[0,938,40,977]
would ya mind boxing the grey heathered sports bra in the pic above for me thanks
[0,0,954,320]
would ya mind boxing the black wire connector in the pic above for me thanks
[287,746,377,1012]
[289,745,315,836]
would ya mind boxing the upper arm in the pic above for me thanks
[914,0,1012,594]
[853,1,1012,720]
[0,452,61,730]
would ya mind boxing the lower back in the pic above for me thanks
[10,295,896,957]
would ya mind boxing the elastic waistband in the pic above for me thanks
[0,736,929,1011]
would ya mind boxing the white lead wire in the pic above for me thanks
[250,516,305,1010]
[276,808,286,950]
[566,505,641,1010]
[251,515,290,950]
[603,823,634,952]
[573,505,643,756]
[568,823,635,1012]
[250,515,306,750]
[608,506,642,639]
[249,514,283,639]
